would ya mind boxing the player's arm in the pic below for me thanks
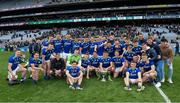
[77,71,83,79]
[100,62,103,71]
[8,63,15,77]
[30,64,36,72]
[148,65,156,73]
[125,71,130,80]
[120,62,125,72]
[66,70,73,79]
[94,45,97,52]
[109,61,113,69]
[138,71,142,82]
[38,64,43,71]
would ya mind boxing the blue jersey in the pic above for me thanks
[89,42,97,55]
[72,42,81,53]
[96,41,104,56]
[112,57,125,68]
[139,60,154,72]
[127,68,141,79]
[42,49,54,60]
[53,39,63,53]
[114,45,124,55]
[42,40,49,47]
[104,46,115,57]
[67,66,81,77]
[123,52,135,62]
[81,42,90,54]
[29,57,42,67]
[63,39,72,53]
[89,57,101,68]
[8,55,22,71]
[132,46,142,55]
[100,57,112,68]
[81,58,91,68]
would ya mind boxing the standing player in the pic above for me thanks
[53,34,63,57]
[80,37,90,56]
[99,51,113,81]
[8,50,27,85]
[96,38,105,57]
[89,37,97,57]
[62,35,73,59]
[112,51,125,78]
[132,39,142,56]
[66,61,83,90]
[72,38,81,53]
[123,45,135,69]
[124,62,145,91]
[29,53,43,84]
[42,43,54,80]
[104,42,115,58]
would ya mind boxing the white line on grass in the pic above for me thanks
[153,83,172,103]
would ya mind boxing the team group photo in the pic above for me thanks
[0,0,180,102]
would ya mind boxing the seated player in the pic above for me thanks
[112,51,125,78]
[29,53,43,84]
[99,51,113,81]
[80,53,91,79]
[89,51,101,79]
[124,62,145,92]
[66,61,83,90]
[50,54,66,78]
[8,50,27,85]
[42,43,54,80]
[139,53,157,82]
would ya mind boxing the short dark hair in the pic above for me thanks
[71,61,78,64]
[161,38,168,43]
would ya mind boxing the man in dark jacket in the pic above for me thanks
[50,54,66,77]
[29,40,36,57]
[147,37,163,87]
[34,39,42,55]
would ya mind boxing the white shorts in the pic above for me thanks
[130,79,138,84]
[115,67,121,73]
[62,52,71,59]
[8,66,20,81]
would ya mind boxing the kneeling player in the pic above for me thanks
[29,53,43,84]
[89,51,101,79]
[112,51,125,78]
[66,61,83,90]
[80,53,91,79]
[42,43,54,80]
[8,50,27,85]
[124,62,145,91]
[50,54,66,77]
[140,53,157,82]
[99,51,113,81]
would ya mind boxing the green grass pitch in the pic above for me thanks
[0,52,180,102]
